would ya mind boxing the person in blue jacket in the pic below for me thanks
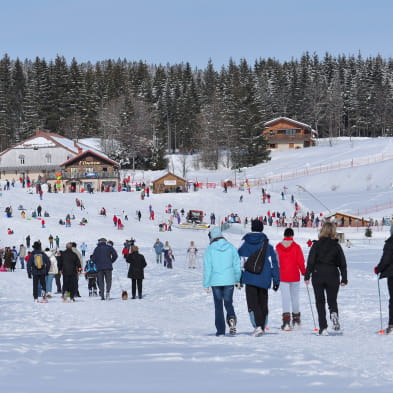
[238,219,280,336]
[92,238,118,300]
[203,227,242,336]
[153,238,164,264]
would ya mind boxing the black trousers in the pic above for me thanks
[312,270,340,330]
[388,277,393,325]
[245,284,268,329]
[62,275,77,299]
[33,275,46,299]
[55,273,62,292]
[131,278,143,298]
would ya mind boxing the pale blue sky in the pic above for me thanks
[1,0,392,68]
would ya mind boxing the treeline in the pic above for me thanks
[0,52,392,170]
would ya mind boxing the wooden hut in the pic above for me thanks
[325,212,370,228]
[152,172,187,194]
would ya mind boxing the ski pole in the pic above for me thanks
[306,283,318,332]
[377,274,384,334]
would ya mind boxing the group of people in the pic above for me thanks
[203,219,350,336]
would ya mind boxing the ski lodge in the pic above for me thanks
[262,117,318,150]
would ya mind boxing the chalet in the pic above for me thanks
[263,117,317,150]
[46,150,120,193]
[325,212,370,228]
[0,129,108,185]
[152,172,187,194]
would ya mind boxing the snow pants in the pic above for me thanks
[33,275,46,299]
[311,268,340,330]
[388,277,393,325]
[245,284,268,329]
[280,281,300,314]
[62,274,77,300]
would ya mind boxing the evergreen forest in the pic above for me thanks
[0,52,392,170]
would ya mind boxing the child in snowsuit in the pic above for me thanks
[187,241,198,269]
[84,255,98,296]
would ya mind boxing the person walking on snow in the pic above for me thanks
[27,241,51,302]
[153,238,164,263]
[113,215,118,227]
[305,222,347,335]
[187,241,198,269]
[374,224,393,334]
[275,228,306,330]
[91,238,118,300]
[238,219,280,337]
[126,245,147,299]
[203,227,241,336]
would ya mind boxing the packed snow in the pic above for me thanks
[1,137,393,393]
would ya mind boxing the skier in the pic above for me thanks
[275,228,306,330]
[238,219,280,336]
[305,222,347,335]
[187,241,198,269]
[374,224,393,334]
[203,227,241,336]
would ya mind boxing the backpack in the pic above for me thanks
[243,240,269,275]
[85,259,97,274]
[34,253,45,270]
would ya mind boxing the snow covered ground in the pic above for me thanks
[1,137,393,393]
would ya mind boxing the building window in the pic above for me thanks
[45,153,51,163]
[269,130,275,135]
[285,129,297,135]
[102,167,107,172]
[19,155,25,165]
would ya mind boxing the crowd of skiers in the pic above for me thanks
[203,219,393,337]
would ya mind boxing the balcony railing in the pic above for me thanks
[46,171,119,180]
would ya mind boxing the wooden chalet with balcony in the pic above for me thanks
[263,117,317,150]
[47,150,120,193]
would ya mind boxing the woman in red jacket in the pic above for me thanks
[276,228,306,330]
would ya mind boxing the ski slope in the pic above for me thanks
[1,137,393,393]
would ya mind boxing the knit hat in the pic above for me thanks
[209,227,222,240]
[251,219,264,232]
[32,241,41,250]
[98,237,107,243]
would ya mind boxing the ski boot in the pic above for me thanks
[281,312,292,331]
[292,312,301,328]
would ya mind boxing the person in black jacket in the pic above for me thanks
[305,222,347,335]
[126,246,147,299]
[58,242,81,302]
[27,241,51,301]
[375,225,393,334]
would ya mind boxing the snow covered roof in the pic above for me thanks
[60,149,119,167]
[0,130,108,157]
[264,117,317,134]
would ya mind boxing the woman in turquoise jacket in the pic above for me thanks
[203,227,241,336]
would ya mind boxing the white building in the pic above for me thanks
[0,129,106,184]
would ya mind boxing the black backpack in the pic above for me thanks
[243,240,269,274]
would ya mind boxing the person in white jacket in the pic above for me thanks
[45,248,58,297]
